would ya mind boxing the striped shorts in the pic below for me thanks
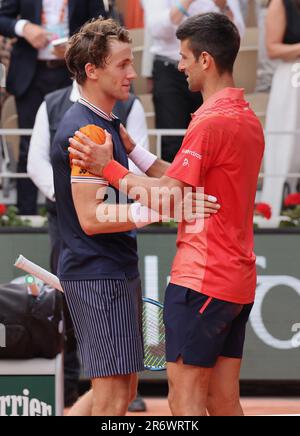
[62,276,144,378]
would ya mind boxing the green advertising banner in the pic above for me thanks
[0,376,55,416]
[243,234,300,380]
[0,228,300,381]
[0,356,63,417]
[137,230,300,381]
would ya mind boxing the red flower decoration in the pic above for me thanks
[255,203,272,220]
[284,193,300,208]
[0,204,7,216]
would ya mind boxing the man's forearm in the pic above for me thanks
[72,181,157,235]
[267,42,300,61]
[146,159,171,178]
[127,144,171,178]
[0,0,20,37]
[111,172,180,218]
[81,202,161,235]
[118,173,161,210]
[98,166,164,215]
[0,16,18,37]
[81,204,137,235]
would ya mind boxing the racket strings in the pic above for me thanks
[143,301,166,370]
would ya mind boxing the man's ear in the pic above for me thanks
[201,51,212,71]
[85,63,98,80]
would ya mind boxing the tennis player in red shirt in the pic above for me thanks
[69,13,265,416]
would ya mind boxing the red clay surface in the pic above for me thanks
[127,398,300,416]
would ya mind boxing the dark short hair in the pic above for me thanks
[176,13,240,74]
[65,18,132,85]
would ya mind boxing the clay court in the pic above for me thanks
[126,398,300,417]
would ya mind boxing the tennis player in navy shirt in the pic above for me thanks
[51,19,148,416]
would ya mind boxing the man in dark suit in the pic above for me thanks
[0,0,109,214]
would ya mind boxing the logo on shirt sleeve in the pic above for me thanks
[182,149,203,160]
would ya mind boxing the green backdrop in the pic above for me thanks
[1,227,300,380]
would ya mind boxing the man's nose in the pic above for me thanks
[178,61,185,73]
[128,65,137,80]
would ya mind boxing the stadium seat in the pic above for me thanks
[138,93,156,151]
[241,27,259,47]
[1,95,17,126]
[130,28,148,95]
[138,93,155,128]
[2,114,20,167]
[245,92,270,127]
[130,27,144,48]
[234,28,258,94]
[245,92,270,191]
[246,0,257,28]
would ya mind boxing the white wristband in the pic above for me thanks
[128,145,157,174]
[130,202,160,229]
[15,19,30,37]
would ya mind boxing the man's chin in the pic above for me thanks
[186,80,193,91]
[118,90,131,101]
[188,84,201,93]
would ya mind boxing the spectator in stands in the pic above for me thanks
[255,0,278,92]
[0,0,109,215]
[27,80,149,412]
[261,0,300,216]
[145,0,245,163]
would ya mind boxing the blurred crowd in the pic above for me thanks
[0,0,299,216]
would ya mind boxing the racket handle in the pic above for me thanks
[14,255,64,293]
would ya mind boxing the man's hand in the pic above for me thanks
[197,193,221,219]
[179,191,221,222]
[119,124,136,154]
[23,23,51,50]
[69,130,114,177]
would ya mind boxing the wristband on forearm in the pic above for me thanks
[129,202,160,229]
[102,160,130,187]
[128,145,157,174]
[15,19,30,37]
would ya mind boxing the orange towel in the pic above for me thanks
[70,124,105,178]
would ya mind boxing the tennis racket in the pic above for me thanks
[15,255,167,371]
[142,297,166,372]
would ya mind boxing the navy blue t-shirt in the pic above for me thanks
[51,101,139,281]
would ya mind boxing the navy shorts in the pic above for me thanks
[164,284,253,368]
[62,276,144,379]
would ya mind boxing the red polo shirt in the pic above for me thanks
[166,88,265,304]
